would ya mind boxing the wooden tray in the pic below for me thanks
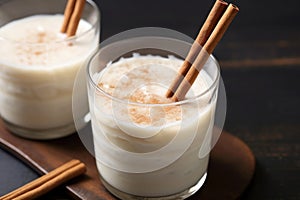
[0,121,255,200]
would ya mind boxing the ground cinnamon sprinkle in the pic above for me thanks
[129,108,152,125]
[98,76,183,126]
[37,32,46,43]
[34,51,43,56]
[128,91,182,125]
[95,55,192,125]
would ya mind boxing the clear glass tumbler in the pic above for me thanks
[86,29,224,199]
[0,0,100,139]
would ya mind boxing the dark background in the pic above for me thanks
[0,0,300,199]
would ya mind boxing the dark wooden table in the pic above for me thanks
[0,0,299,199]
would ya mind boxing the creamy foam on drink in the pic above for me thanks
[91,54,217,196]
[0,15,97,136]
[0,15,91,67]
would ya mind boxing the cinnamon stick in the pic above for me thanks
[61,0,86,37]
[166,0,228,98]
[203,4,239,54]
[61,0,76,33]
[0,159,86,200]
[171,4,239,101]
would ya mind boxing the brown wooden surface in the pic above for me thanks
[0,120,255,200]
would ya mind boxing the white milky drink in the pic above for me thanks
[88,53,219,198]
[0,13,99,139]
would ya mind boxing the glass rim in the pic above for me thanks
[0,0,100,45]
[87,45,221,107]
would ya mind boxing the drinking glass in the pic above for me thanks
[0,0,100,139]
[84,28,226,199]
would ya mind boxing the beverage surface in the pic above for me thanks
[95,54,212,125]
[0,15,92,67]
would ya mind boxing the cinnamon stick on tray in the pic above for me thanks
[167,1,239,101]
[0,159,86,200]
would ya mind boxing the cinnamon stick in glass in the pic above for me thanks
[61,0,76,33]
[171,4,239,101]
[61,0,85,37]
[165,0,228,98]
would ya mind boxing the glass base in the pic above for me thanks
[101,172,207,200]
[2,119,75,140]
